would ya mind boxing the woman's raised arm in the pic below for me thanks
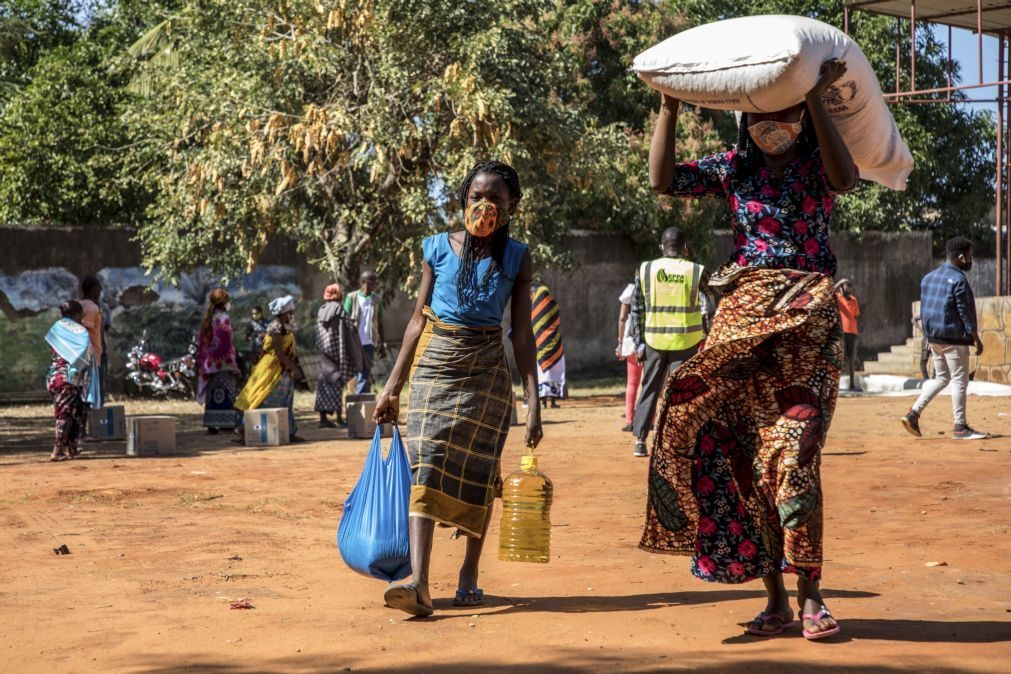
[806,59,857,192]
[649,93,681,193]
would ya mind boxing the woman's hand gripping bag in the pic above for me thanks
[632,14,913,191]
[336,426,412,581]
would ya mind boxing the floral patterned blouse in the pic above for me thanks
[666,146,837,276]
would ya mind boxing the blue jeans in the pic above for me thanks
[355,344,375,394]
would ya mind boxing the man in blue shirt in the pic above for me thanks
[901,238,986,440]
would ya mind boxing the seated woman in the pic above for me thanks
[235,295,305,443]
[374,160,544,617]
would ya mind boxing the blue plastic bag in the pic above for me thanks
[337,425,412,581]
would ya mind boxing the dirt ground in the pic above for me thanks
[1,391,1010,674]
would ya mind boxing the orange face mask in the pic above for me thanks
[747,110,805,156]
[465,200,501,238]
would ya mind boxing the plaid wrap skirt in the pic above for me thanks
[405,308,512,538]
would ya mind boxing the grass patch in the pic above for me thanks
[0,492,35,505]
[511,375,625,400]
[568,376,625,398]
[178,492,225,507]
[213,496,312,520]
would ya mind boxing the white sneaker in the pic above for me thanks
[952,425,987,440]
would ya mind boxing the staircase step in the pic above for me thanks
[873,351,918,366]
[861,360,920,377]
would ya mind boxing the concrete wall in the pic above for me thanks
[964,257,998,298]
[912,296,1011,383]
[2,224,992,394]
[499,230,640,378]
[0,227,323,395]
[973,296,1011,383]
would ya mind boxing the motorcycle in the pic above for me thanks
[124,331,198,399]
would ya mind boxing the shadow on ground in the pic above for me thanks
[421,588,879,617]
[0,407,331,465]
[721,618,1011,645]
[126,653,991,674]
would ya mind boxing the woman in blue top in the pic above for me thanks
[374,160,544,617]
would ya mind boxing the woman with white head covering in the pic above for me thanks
[235,295,305,442]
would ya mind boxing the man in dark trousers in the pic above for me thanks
[901,237,987,440]
[834,278,861,392]
[629,227,708,457]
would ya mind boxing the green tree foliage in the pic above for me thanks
[0,1,166,225]
[123,0,726,287]
[0,24,151,225]
[0,1,86,102]
[541,0,729,261]
[0,0,997,277]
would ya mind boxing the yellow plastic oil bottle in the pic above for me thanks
[498,448,553,563]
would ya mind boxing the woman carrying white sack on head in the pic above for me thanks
[638,55,857,641]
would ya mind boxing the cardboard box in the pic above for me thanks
[127,416,176,456]
[88,405,126,440]
[243,408,290,447]
[346,401,392,439]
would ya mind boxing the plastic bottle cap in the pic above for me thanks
[520,454,538,471]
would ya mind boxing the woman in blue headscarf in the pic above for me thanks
[44,300,97,461]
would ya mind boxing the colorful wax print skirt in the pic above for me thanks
[641,265,842,583]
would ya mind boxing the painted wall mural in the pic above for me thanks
[0,265,310,395]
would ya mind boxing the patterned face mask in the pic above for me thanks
[747,111,804,156]
[465,200,503,238]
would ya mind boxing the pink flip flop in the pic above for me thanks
[746,611,795,636]
[802,607,841,640]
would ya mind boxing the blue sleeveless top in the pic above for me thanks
[423,232,528,327]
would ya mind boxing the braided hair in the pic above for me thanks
[735,104,819,178]
[455,161,522,305]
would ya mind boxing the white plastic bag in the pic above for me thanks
[632,15,913,190]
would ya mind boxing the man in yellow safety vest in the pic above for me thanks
[629,227,709,457]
